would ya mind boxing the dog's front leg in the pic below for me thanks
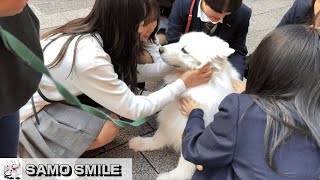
[129,128,168,152]
[157,153,196,180]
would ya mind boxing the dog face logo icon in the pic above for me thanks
[1,160,21,179]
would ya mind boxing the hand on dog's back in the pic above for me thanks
[180,64,213,88]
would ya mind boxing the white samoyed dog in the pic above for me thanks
[129,32,241,179]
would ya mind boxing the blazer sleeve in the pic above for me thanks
[182,93,239,168]
[277,0,298,27]
[166,0,188,43]
[277,0,313,27]
[228,7,252,79]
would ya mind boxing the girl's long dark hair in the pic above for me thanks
[144,0,160,43]
[245,24,320,171]
[42,0,154,93]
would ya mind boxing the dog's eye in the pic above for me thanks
[181,47,188,54]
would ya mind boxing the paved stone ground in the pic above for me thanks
[28,0,294,179]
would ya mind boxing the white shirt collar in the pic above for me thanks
[197,0,223,24]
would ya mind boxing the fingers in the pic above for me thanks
[181,104,187,115]
[195,62,210,70]
[232,79,240,86]
[198,65,213,75]
[232,79,246,93]
[197,65,213,83]
[197,165,203,171]
[180,98,188,107]
[200,68,213,77]
[180,98,188,116]
[197,63,210,72]
[182,111,188,117]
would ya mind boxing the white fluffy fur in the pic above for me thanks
[129,32,240,179]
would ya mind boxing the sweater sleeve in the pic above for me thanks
[182,93,239,168]
[137,41,173,82]
[72,37,186,120]
[137,62,173,82]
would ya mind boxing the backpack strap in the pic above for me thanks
[185,0,197,33]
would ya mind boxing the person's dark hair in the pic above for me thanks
[143,0,160,43]
[42,0,154,93]
[204,0,242,13]
[245,25,320,171]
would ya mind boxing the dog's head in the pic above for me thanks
[160,32,234,71]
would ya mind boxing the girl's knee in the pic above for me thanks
[96,121,120,145]
[88,115,121,150]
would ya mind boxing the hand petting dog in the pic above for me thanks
[232,79,246,93]
[180,64,213,89]
[180,97,200,116]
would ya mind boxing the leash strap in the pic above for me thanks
[0,25,152,127]
[185,0,197,33]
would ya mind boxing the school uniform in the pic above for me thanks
[277,0,314,27]
[182,93,320,180]
[19,33,184,158]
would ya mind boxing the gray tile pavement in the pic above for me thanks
[27,0,294,179]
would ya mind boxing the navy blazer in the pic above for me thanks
[166,0,252,78]
[277,0,314,27]
[182,94,320,180]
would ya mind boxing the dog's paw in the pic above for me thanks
[156,172,172,180]
[157,170,192,180]
[128,137,149,152]
[157,172,191,180]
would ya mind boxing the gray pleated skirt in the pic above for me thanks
[19,103,105,158]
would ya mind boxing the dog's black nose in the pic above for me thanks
[159,47,164,54]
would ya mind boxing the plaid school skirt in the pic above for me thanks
[19,103,105,158]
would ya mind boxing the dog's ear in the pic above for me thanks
[221,44,235,58]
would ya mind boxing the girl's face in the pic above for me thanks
[201,0,231,22]
[0,0,28,16]
[138,20,157,42]
[315,0,320,16]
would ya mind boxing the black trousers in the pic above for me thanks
[0,111,19,157]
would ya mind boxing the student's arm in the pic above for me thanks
[137,41,173,82]
[228,7,252,79]
[137,62,173,82]
[73,36,211,120]
[277,0,299,27]
[166,0,187,43]
[0,0,28,17]
[182,94,239,168]
[74,39,185,120]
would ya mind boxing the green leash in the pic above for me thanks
[0,25,152,127]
